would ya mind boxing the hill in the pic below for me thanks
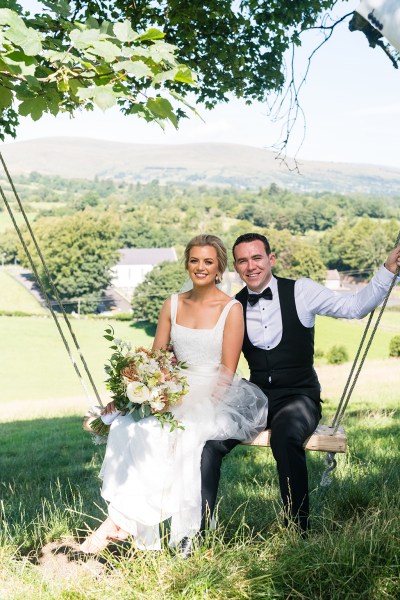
[2,137,400,194]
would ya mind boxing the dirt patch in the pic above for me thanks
[36,538,105,581]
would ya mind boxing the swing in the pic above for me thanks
[1,152,399,483]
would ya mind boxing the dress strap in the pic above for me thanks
[170,294,178,324]
[216,298,240,330]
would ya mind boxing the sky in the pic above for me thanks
[7,0,400,169]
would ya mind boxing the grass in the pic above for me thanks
[0,316,152,403]
[1,310,399,404]
[1,314,399,597]
[0,210,36,233]
[0,269,47,315]
[0,389,398,598]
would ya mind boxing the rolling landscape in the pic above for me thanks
[1,136,399,599]
[2,137,400,194]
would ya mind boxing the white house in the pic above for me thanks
[111,248,177,298]
[324,269,342,290]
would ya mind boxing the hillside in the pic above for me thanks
[2,137,400,194]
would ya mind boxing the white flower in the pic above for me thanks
[150,399,165,411]
[166,381,183,394]
[147,358,159,373]
[126,381,151,404]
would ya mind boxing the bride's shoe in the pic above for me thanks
[79,517,121,554]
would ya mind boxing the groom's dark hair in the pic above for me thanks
[232,233,271,259]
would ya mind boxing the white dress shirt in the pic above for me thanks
[246,265,398,350]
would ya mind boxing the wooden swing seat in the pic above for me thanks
[243,424,347,453]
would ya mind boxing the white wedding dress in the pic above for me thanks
[100,294,268,550]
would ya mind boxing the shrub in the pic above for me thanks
[326,345,349,365]
[389,335,400,357]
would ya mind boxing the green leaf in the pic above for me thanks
[77,86,116,111]
[85,39,120,62]
[148,41,178,65]
[0,9,42,55]
[40,0,71,18]
[70,28,102,49]
[18,96,46,120]
[174,66,197,85]
[2,53,36,76]
[147,97,178,128]
[113,60,153,78]
[92,86,116,111]
[57,78,69,92]
[135,28,165,42]
[113,20,138,43]
[152,67,179,86]
[25,74,41,90]
[43,49,74,65]
[0,86,13,109]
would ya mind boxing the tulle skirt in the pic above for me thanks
[100,366,268,549]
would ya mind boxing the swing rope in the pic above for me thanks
[320,234,400,486]
[0,152,103,408]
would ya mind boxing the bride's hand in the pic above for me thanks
[102,401,116,415]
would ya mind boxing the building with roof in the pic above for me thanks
[111,248,177,299]
[324,269,342,290]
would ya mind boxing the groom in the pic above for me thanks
[200,232,400,533]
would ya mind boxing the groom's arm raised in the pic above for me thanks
[152,297,172,351]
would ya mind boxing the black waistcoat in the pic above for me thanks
[236,277,321,406]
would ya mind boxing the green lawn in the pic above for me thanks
[0,377,398,598]
[0,269,47,314]
[315,312,400,362]
[0,316,153,403]
[0,210,36,233]
[1,312,399,406]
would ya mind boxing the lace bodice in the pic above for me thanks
[170,294,239,367]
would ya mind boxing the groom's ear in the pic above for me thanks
[268,253,276,268]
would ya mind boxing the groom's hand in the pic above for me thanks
[384,246,400,274]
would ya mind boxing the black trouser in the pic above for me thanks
[200,394,321,532]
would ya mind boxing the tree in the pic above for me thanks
[0,227,20,264]
[389,335,400,358]
[54,1,339,106]
[132,259,186,326]
[265,228,326,282]
[19,210,120,312]
[321,218,399,275]
[2,2,399,150]
[0,3,197,140]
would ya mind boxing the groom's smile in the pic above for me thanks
[233,240,276,293]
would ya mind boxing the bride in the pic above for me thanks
[80,234,268,554]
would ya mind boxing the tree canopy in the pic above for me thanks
[18,210,120,312]
[70,0,337,106]
[0,1,197,140]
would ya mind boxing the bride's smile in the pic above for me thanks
[188,246,220,285]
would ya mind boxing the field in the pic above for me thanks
[1,309,399,598]
[0,269,47,315]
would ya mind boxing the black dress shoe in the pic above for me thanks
[175,536,195,559]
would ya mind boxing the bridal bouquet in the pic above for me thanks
[88,327,188,440]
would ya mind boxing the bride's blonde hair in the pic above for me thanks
[184,234,228,284]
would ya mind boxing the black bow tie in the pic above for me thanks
[247,287,273,306]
